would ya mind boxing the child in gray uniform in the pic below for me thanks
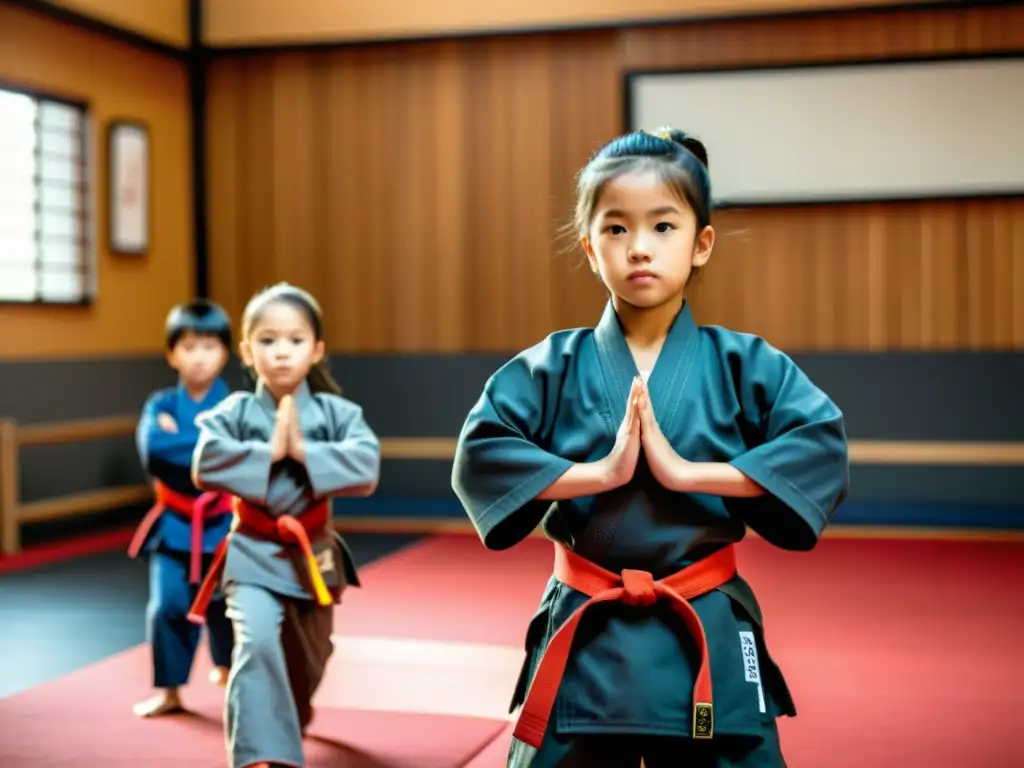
[188,283,381,768]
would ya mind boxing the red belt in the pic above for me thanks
[127,481,233,583]
[513,543,738,748]
[187,498,332,625]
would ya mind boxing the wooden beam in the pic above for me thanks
[1,412,1019,558]
[17,485,153,524]
[8,415,1024,465]
[381,437,1024,465]
[16,416,139,447]
[0,421,20,556]
[847,440,1024,466]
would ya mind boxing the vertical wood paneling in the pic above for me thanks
[320,51,357,349]
[622,3,1024,352]
[268,54,319,291]
[206,3,1023,353]
[547,32,623,331]
[1015,210,1024,347]
[206,61,244,325]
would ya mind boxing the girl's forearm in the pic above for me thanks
[670,461,766,497]
[536,461,614,500]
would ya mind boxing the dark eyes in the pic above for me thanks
[256,337,307,345]
[605,222,675,235]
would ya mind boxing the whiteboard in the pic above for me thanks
[627,57,1024,206]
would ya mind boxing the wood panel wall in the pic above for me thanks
[206,2,1024,353]
[202,0,948,48]
[46,0,189,47]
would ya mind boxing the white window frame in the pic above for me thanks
[0,82,96,305]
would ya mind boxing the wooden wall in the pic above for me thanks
[0,4,193,359]
[206,2,1024,353]
[202,0,947,48]
[43,0,189,48]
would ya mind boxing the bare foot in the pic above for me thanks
[132,688,183,717]
[208,666,229,686]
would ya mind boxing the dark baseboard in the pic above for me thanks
[8,495,1022,563]
[1,352,1020,519]
[14,501,149,550]
[333,497,1024,532]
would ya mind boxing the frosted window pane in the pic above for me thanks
[41,239,79,267]
[38,101,79,133]
[40,183,75,210]
[0,135,36,165]
[40,269,85,302]
[0,90,36,128]
[0,158,34,178]
[0,176,38,208]
[0,200,35,230]
[0,267,38,301]
[39,129,81,161]
[0,92,37,177]
[1,234,35,267]
[40,209,79,240]
[0,217,35,242]
[38,154,79,185]
[0,87,90,303]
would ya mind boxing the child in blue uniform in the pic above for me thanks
[129,299,236,718]
[452,128,850,767]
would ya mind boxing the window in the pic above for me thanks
[0,85,93,304]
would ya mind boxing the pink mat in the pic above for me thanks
[5,531,1022,767]
[335,534,554,645]
[360,533,1024,768]
[0,534,547,767]
[0,643,507,767]
[464,724,515,768]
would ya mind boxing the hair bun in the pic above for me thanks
[645,126,709,169]
[646,126,675,142]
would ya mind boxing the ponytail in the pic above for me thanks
[307,359,343,396]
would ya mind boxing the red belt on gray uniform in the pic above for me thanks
[187,497,332,624]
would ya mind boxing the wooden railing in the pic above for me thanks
[0,417,152,556]
[0,416,461,555]
[1,414,1022,555]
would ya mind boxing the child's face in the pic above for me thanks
[167,331,229,389]
[240,300,325,396]
[581,170,714,310]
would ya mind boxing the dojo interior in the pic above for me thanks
[0,0,1022,765]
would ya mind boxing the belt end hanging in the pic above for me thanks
[512,713,545,749]
[305,552,334,607]
[693,702,714,739]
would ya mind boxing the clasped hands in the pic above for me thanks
[157,395,305,463]
[597,376,689,492]
[270,394,306,463]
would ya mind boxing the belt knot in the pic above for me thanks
[620,569,657,607]
[276,515,301,542]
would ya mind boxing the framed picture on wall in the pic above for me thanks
[107,119,150,255]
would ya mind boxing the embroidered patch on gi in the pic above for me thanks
[316,548,335,574]
[739,630,766,713]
